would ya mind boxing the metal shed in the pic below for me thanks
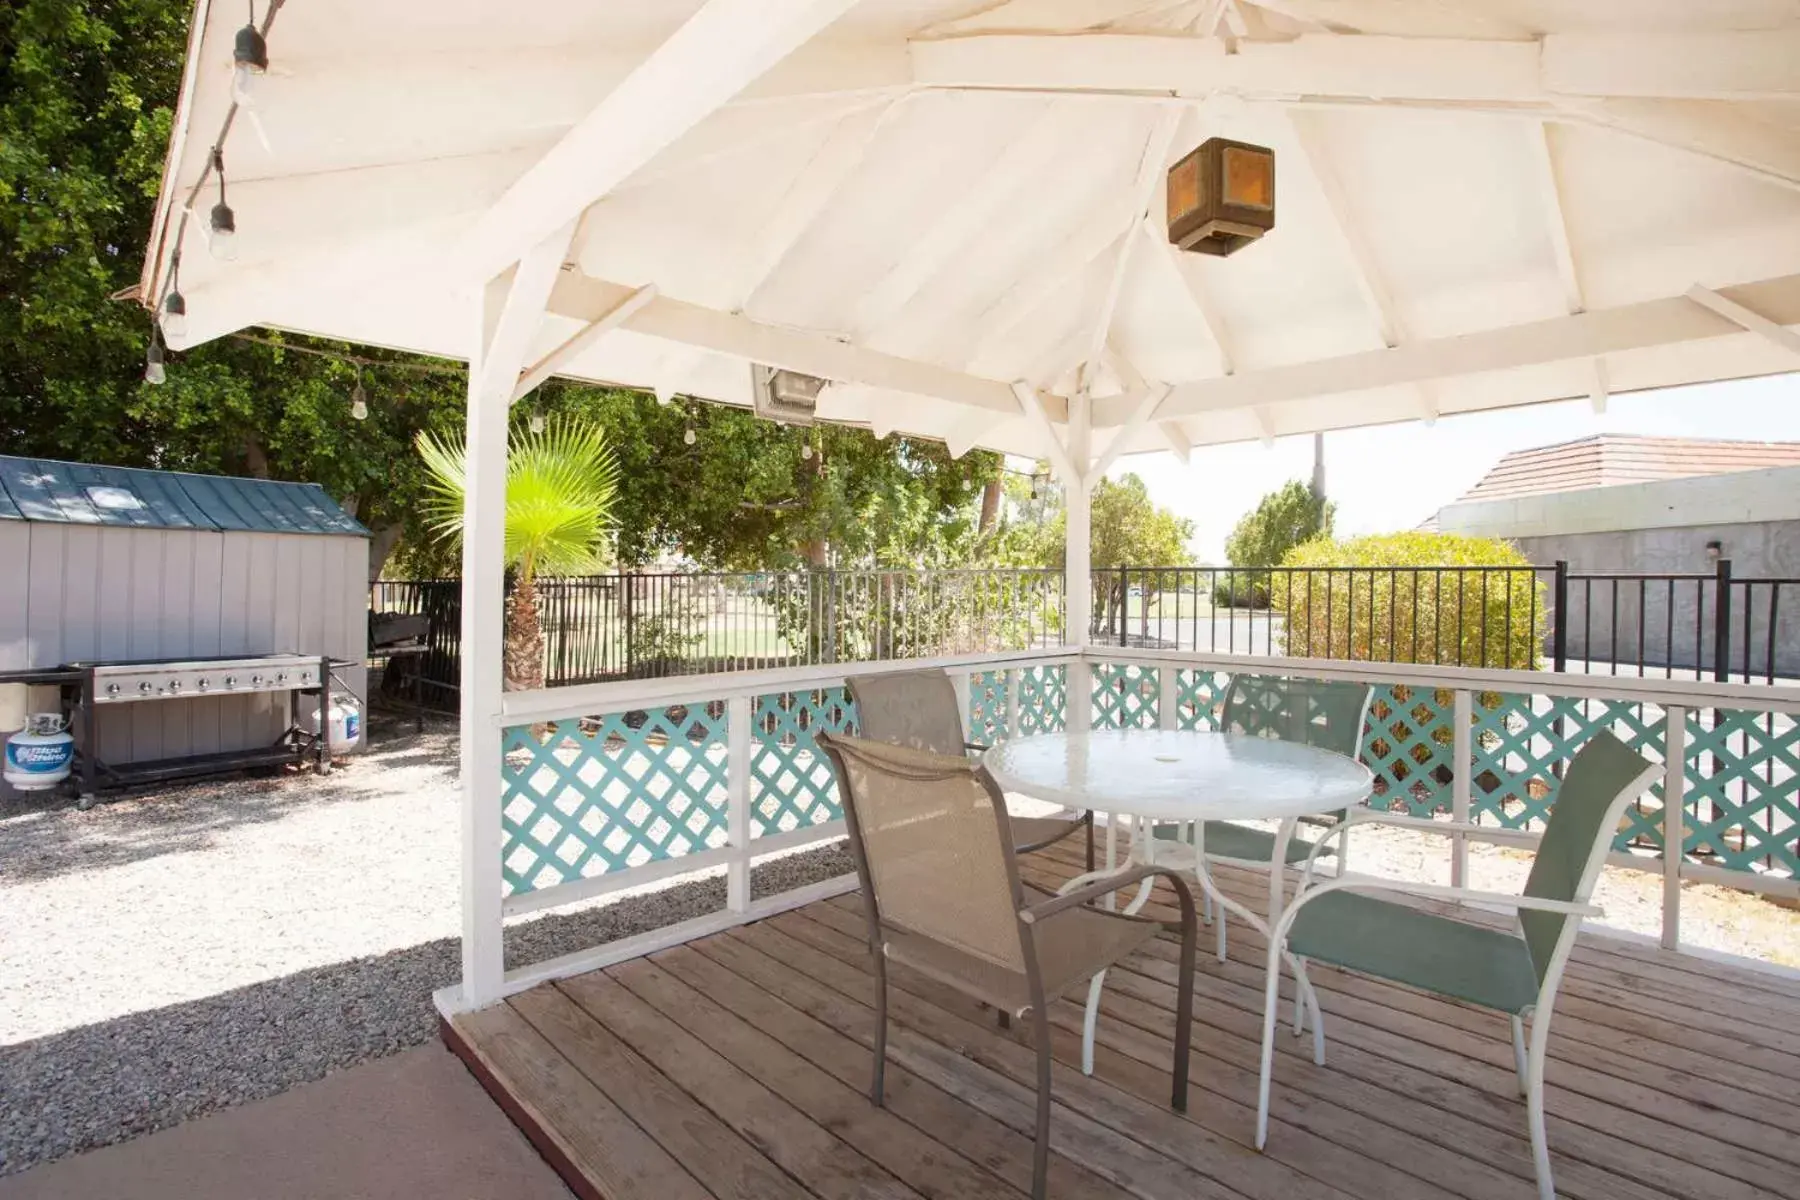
[0,456,369,793]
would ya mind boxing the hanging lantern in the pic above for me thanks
[1167,137,1274,257]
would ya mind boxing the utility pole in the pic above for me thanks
[1310,431,1326,500]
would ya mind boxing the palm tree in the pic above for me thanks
[417,416,619,691]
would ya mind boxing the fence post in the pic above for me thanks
[951,670,973,742]
[1713,559,1732,683]
[823,569,838,665]
[1450,690,1472,890]
[1118,564,1130,647]
[727,695,753,913]
[1550,560,1569,673]
[1661,704,1686,949]
[622,572,636,679]
[1006,668,1023,740]
[1158,665,1178,731]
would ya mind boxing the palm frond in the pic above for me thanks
[412,416,619,583]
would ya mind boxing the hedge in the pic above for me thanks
[1275,532,1545,669]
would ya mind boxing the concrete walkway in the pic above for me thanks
[0,1045,570,1200]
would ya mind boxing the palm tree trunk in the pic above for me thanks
[503,573,547,692]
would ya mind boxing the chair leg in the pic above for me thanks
[1170,882,1197,1113]
[1084,812,1095,872]
[1215,905,1228,962]
[871,955,889,1107]
[1290,956,1325,1065]
[1510,1015,1529,1096]
[1255,935,1284,1149]
[1080,970,1107,1075]
[1525,1012,1557,1200]
[1031,1005,1054,1200]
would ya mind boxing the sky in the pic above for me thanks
[1106,372,1800,563]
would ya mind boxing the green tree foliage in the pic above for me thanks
[417,417,620,690]
[1,3,999,582]
[1277,531,1543,669]
[1218,480,1335,607]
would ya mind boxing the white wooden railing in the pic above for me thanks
[439,646,1800,1013]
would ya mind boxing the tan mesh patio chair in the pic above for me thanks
[817,731,1197,1200]
[847,670,1095,868]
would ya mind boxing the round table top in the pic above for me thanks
[982,729,1372,822]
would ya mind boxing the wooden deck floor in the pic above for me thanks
[444,842,1800,1200]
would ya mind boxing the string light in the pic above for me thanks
[529,409,545,434]
[350,368,368,420]
[145,330,167,385]
[683,424,697,446]
[208,148,237,261]
[161,255,188,339]
[233,2,269,103]
[800,440,813,461]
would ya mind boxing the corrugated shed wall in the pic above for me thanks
[0,524,366,766]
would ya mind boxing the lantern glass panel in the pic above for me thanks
[1222,146,1273,210]
[1167,154,1201,222]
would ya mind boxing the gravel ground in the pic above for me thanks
[3,716,1793,1178]
[0,716,849,1178]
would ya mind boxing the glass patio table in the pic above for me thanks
[983,728,1373,936]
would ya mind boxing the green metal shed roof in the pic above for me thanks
[0,456,368,537]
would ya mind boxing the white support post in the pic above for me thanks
[458,227,574,1012]
[727,694,753,912]
[950,670,974,743]
[1451,689,1472,890]
[1065,392,1094,732]
[1158,665,1178,731]
[1661,705,1686,950]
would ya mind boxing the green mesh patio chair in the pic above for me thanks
[848,669,1094,868]
[817,732,1197,1200]
[1255,732,1658,1200]
[1153,673,1372,959]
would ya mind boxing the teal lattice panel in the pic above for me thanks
[751,688,859,838]
[1018,664,1067,734]
[1360,684,1457,817]
[499,705,730,896]
[1683,708,1799,876]
[969,670,1009,744]
[1092,663,1159,729]
[1470,693,1667,851]
[1174,669,1229,731]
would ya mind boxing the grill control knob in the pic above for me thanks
[168,680,182,693]
[274,672,287,684]
[196,677,210,692]
[224,675,237,688]
[106,683,120,697]
[251,674,263,686]
[138,681,153,695]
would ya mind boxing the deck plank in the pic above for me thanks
[558,970,922,1200]
[449,1001,713,1200]
[507,984,809,1200]
[447,845,1800,1200]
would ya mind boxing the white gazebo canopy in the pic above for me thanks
[145,0,1800,469]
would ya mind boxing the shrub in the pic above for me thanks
[1276,532,1544,669]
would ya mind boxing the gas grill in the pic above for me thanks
[79,654,326,703]
[33,653,349,807]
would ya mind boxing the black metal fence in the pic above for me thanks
[371,569,1065,698]
[1557,561,1800,683]
[371,561,1800,704]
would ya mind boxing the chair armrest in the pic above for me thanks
[965,741,990,753]
[1273,874,1603,944]
[1019,865,1191,925]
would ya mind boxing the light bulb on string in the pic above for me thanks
[161,288,188,341]
[350,369,368,421]
[800,440,813,461]
[683,425,697,447]
[145,330,167,386]
[233,3,269,103]
[208,148,237,261]
[529,409,545,434]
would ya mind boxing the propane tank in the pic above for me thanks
[4,714,75,792]
[298,692,362,753]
